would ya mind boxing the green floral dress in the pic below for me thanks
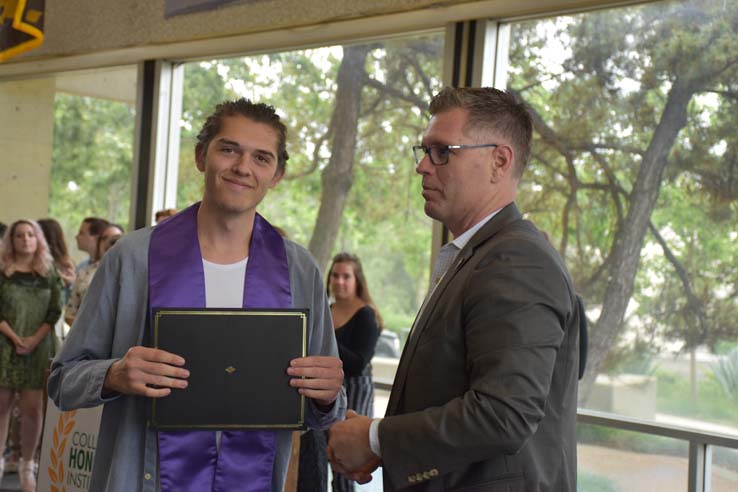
[0,269,62,389]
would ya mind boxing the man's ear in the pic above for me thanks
[490,145,515,183]
[269,166,285,188]
[195,144,206,172]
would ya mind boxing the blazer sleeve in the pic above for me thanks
[378,236,574,487]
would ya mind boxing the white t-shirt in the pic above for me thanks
[203,257,248,308]
[202,256,248,450]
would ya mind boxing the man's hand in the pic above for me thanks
[287,356,343,407]
[103,346,189,398]
[327,410,381,483]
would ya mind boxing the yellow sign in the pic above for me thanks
[0,0,44,62]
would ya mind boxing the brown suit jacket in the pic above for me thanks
[380,203,580,491]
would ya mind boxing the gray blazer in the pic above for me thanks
[379,203,580,492]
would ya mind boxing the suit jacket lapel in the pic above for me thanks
[386,203,523,416]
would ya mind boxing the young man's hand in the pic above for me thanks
[104,346,189,397]
[287,356,343,407]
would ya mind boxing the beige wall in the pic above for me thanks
[21,0,476,60]
[3,0,634,68]
[0,78,55,224]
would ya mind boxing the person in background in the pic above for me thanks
[97,223,125,257]
[327,252,382,492]
[38,218,76,299]
[65,223,124,326]
[0,220,62,492]
[154,208,177,224]
[74,217,109,272]
[0,223,6,242]
[299,252,382,492]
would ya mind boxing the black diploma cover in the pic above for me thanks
[150,308,307,430]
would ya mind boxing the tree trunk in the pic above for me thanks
[308,45,371,273]
[690,348,698,404]
[579,75,705,402]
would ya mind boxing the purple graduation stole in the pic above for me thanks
[148,202,291,492]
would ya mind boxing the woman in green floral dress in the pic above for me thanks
[0,220,62,492]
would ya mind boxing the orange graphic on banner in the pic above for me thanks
[48,410,77,492]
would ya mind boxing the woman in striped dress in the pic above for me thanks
[327,252,382,492]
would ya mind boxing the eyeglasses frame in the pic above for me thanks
[412,143,499,166]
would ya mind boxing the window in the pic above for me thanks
[502,0,738,437]
[175,34,445,345]
[49,66,137,260]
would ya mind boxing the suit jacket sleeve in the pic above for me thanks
[378,234,574,488]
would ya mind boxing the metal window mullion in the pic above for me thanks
[164,63,184,210]
[130,60,156,230]
[688,441,713,492]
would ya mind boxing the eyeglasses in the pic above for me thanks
[412,143,498,166]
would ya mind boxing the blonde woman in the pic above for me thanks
[0,220,62,492]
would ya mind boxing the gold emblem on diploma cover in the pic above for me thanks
[225,366,236,374]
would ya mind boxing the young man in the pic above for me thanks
[74,217,109,272]
[49,99,346,492]
[328,87,581,491]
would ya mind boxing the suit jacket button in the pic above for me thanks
[408,475,417,484]
[422,471,431,480]
[430,468,439,477]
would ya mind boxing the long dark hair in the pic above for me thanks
[38,218,74,271]
[327,252,383,330]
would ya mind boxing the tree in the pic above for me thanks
[49,94,134,256]
[176,35,444,331]
[506,0,738,400]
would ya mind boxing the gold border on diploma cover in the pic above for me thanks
[151,309,307,430]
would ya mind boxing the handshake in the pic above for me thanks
[327,410,383,484]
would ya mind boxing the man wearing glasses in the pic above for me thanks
[329,87,582,491]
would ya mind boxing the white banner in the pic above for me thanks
[37,401,103,492]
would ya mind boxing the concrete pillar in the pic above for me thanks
[0,77,56,225]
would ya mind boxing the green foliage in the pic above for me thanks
[656,369,738,426]
[601,338,659,376]
[577,423,687,457]
[49,94,135,260]
[176,36,443,331]
[508,0,738,382]
[713,348,738,404]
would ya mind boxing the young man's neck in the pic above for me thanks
[197,201,255,264]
